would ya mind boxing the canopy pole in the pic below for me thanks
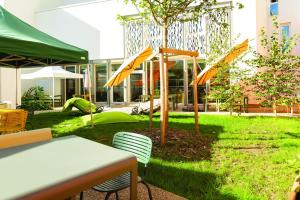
[193,56,199,134]
[149,60,154,130]
[87,64,94,128]
[52,77,55,109]
[16,68,18,107]
[159,53,166,145]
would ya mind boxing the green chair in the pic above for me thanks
[80,132,153,200]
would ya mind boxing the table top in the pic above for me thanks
[0,109,23,113]
[0,135,135,200]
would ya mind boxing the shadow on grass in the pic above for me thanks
[29,112,229,199]
[30,112,224,161]
[145,161,236,200]
[29,111,82,129]
[285,132,300,138]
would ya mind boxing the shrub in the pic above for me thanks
[21,86,52,110]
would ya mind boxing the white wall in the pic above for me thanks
[4,0,63,25]
[230,0,258,48]
[0,68,20,108]
[254,0,300,55]
[63,0,94,5]
[36,0,137,60]
[278,0,300,55]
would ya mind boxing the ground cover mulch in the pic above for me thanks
[136,128,215,161]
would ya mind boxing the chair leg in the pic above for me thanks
[79,192,83,200]
[105,192,112,200]
[115,192,119,200]
[141,180,153,200]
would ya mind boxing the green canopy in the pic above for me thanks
[0,6,88,67]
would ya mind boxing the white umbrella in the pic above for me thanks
[21,66,84,108]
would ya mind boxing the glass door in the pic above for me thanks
[79,65,87,96]
[188,61,206,104]
[95,63,108,102]
[111,64,124,102]
[65,66,76,100]
[130,74,143,102]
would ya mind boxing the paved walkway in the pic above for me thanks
[36,102,299,117]
[199,111,300,117]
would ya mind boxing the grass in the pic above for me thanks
[30,112,300,200]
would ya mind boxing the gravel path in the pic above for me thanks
[77,184,186,200]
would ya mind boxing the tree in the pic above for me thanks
[208,63,248,115]
[206,28,248,115]
[120,0,241,144]
[247,17,300,116]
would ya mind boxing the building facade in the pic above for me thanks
[1,0,299,109]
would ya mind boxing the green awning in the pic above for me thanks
[0,6,88,67]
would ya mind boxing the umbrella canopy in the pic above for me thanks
[195,39,249,85]
[104,45,153,87]
[21,66,83,79]
[0,6,88,67]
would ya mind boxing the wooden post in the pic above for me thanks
[159,53,166,145]
[52,76,55,109]
[193,57,199,134]
[164,55,169,135]
[149,60,154,130]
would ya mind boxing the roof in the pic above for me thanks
[21,66,84,79]
[0,6,88,68]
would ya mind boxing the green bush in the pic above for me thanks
[21,86,52,110]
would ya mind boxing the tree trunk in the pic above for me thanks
[193,56,199,134]
[163,26,169,136]
[149,60,154,130]
[272,75,277,117]
[272,101,277,117]
[159,53,166,145]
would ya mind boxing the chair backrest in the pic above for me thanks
[0,109,28,134]
[0,128,52,149]
[112,132,152,165]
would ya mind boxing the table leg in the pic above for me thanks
[130,162,138,200]
[172,97,175,111]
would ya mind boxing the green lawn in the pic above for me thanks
[30,112,300,200]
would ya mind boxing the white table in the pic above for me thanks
[0,135,137,200]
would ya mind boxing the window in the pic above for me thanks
[65,66,76,100]
[281,24,290,40]
[79,65,87,95]
[281,24,290,52]
[187,61,206,104]
[270,0,278,16]
[95,63,108,102]
[130,73,143,102]
[111,64,124,102]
